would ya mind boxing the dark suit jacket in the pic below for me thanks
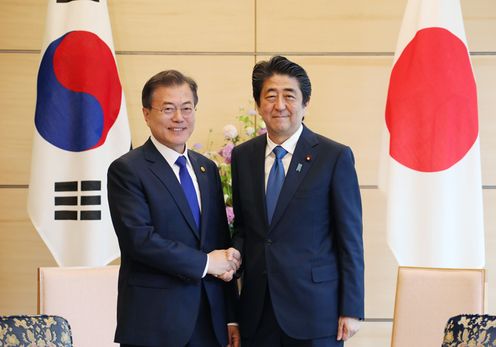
[231,125,364,340]
[108,139,236,347]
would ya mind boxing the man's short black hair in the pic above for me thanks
[252,55,311,107]
[142,70,198,108]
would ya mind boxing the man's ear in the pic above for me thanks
[143,107,150,125]
[303,97,310,109]
[255,102,262,115]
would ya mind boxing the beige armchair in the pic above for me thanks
[391,266,485,347]
[38,266,119,347]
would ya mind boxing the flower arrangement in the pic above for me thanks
[193,106,266,232]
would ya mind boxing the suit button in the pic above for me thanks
[265,239,272,246]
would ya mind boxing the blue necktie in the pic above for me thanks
[175,156,200,228]
[266,146,288,224]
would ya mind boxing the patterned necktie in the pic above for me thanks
[175,155,200,228]
[266,146,288,224]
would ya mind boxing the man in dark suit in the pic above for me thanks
[108,70,240,347]
[231,56,364,347]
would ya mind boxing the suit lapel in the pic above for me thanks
[270,126,319,230]
[249,135,269,236]
[144,140,200,240]
[188,150,209,245]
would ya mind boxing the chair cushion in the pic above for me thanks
[0,315,73,346]
[443,314,496,346]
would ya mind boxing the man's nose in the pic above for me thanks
[275,95,286,111]
[171,109,184,122]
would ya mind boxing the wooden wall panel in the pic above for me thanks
[0,189,56,314]
[2,1,493,54]
[484,190,496,313]
[257,0,496,53]
[362,189,397,318]
[0,0,45,50]
[257,0,406,53]
[462,0,496,51]
[109,0,254,52]
[0,54,38,185]
[473,56,496,186]
[0,0,255,52]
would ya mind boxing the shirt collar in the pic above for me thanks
[150,135,192,169]
[265,124,303,158]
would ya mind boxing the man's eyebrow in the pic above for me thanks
[160,101,194,106]
[264,87,297,93]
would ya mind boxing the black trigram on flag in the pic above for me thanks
[54,180,102,220]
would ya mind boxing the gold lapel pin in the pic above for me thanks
[305,155,312,162]
[200,166,206,173]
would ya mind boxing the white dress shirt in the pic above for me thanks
[264,125,304,191]
[150,136,202,211]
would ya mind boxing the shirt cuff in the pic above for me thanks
[202,254,209,278]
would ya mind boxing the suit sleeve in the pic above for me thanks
[230,146,245,257]
[210,162,240,323]
[107,158,207,281]
[331,146,365,319]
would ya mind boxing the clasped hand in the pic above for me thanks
[207,248,241,282]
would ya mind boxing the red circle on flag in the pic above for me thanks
[385,27,478,172]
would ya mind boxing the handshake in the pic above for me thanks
[207,248,242,282]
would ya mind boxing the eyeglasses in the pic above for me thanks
[150,105,195,117]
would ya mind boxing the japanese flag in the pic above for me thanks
[381,0,485,268]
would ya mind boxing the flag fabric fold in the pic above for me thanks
[381,0,485,268]
[28,0,131,266]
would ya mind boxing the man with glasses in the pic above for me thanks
[108,70,240,347]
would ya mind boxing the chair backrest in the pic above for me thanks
[0,314,73,346]
[442,314,496,346]
[38,266,119,347]
[391,266,485,347]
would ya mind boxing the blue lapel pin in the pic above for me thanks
[296,163,303,172]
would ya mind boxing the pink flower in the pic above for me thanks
[226,206,235,224]
[219,142,234,163]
